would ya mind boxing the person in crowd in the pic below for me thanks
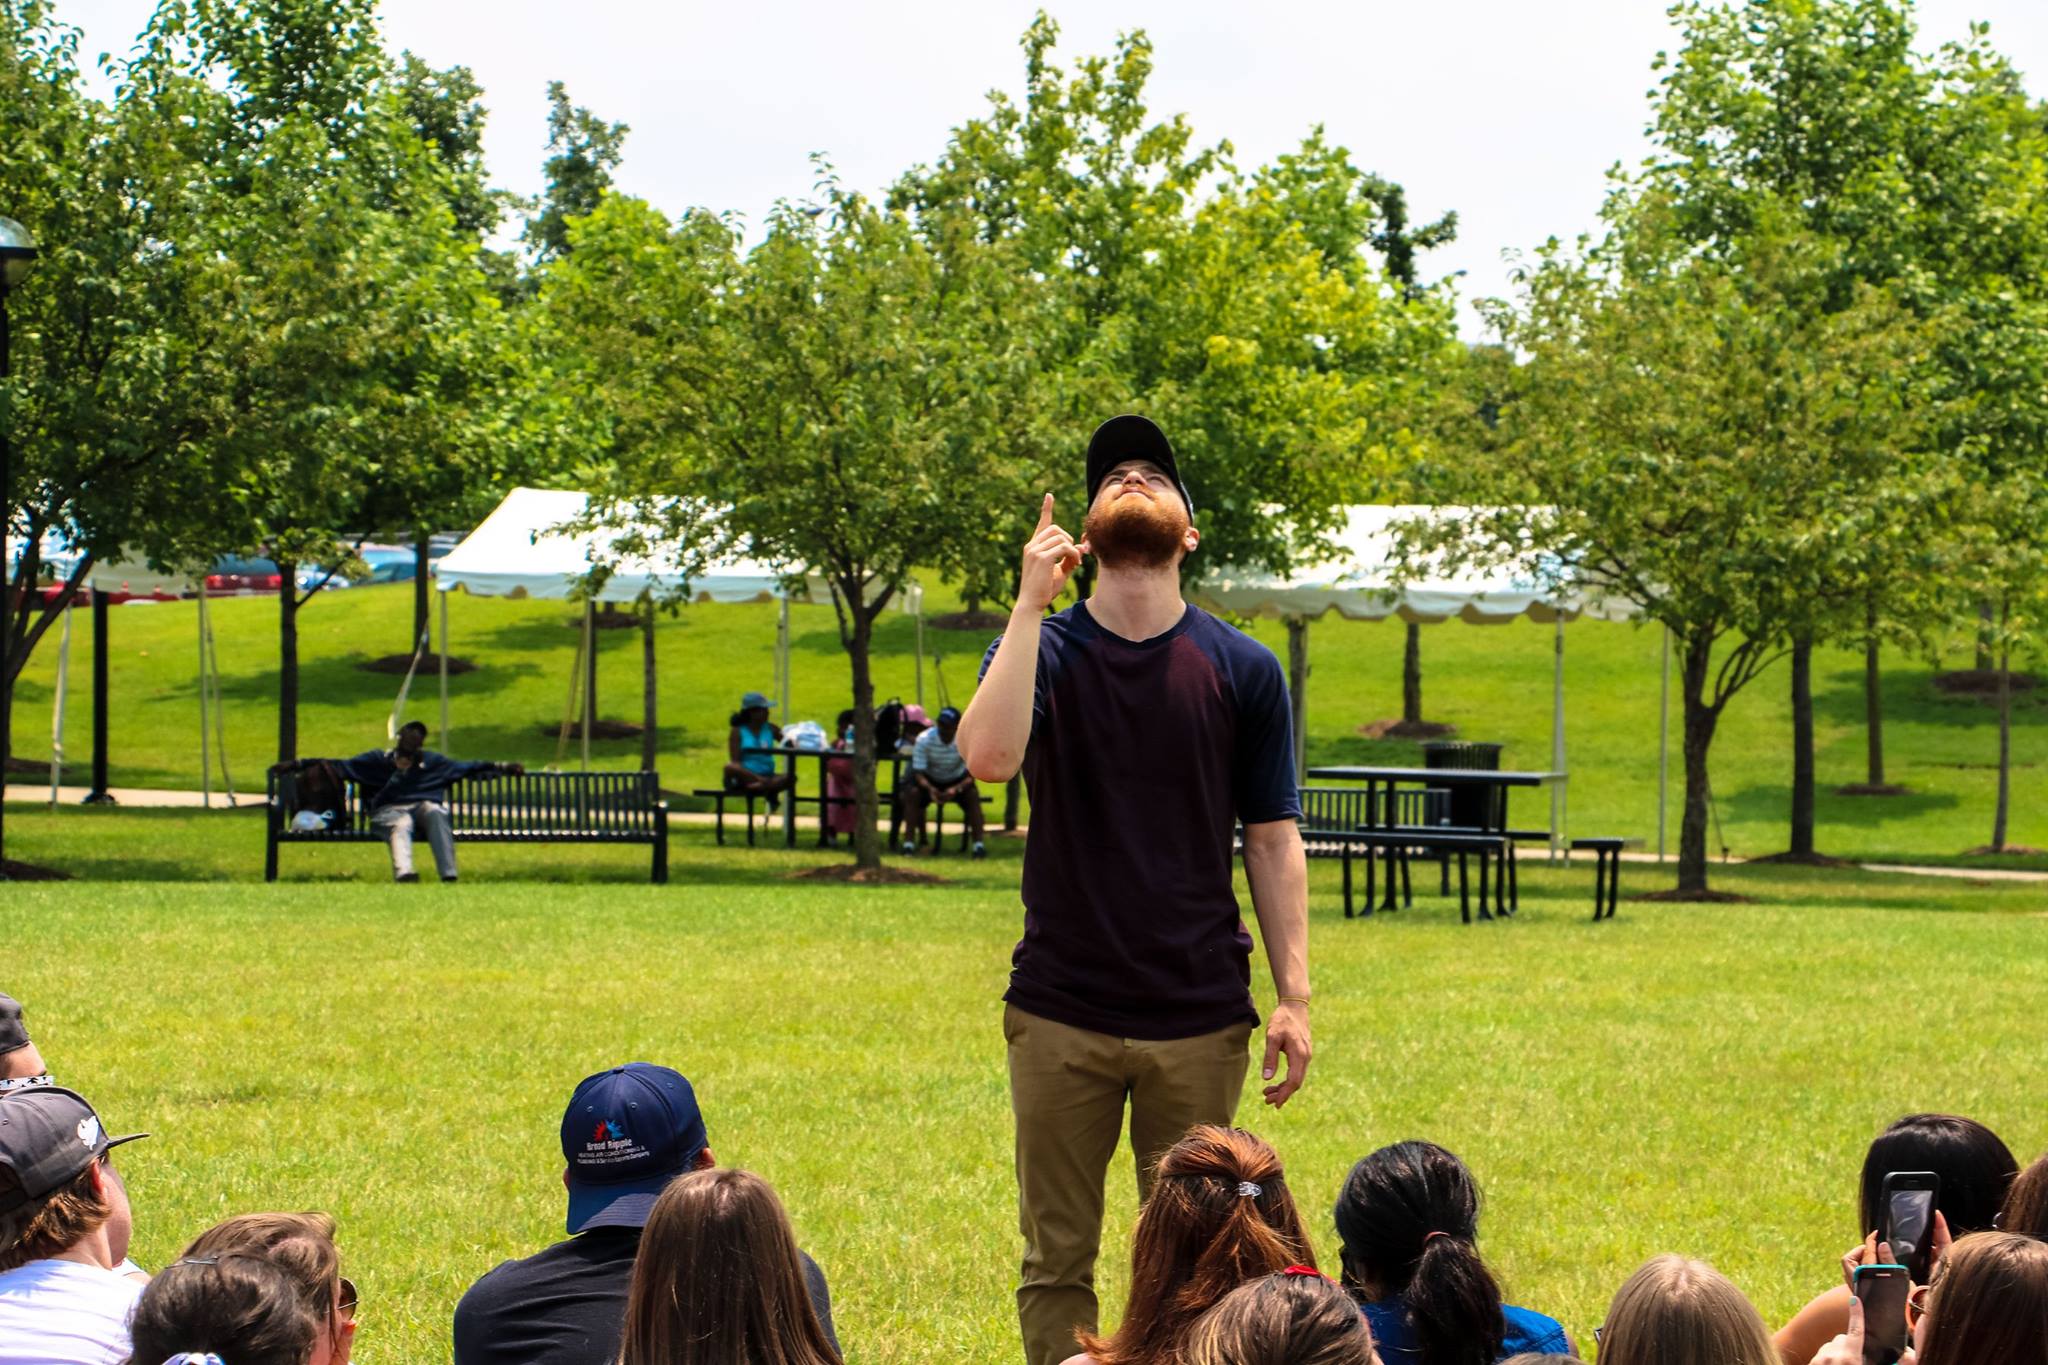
[0,992,50,1093]
[1500,1358,1586,1364]
[1065,1126,1315,1365]
[1333,1141,1572,1365]
[1594,1255,1777,1365]
[1811,1230,2048,1365]
[1773,1112,2017,1364]
[452,1063,835,1365]
[958,415,1311,1365]
[899,705,986,858]
[1181,1269,1379,1365]
[272,720,524,883]
[724,692,796,811]
[822,709,860,847]
[178,1213,354,1365]
[0,1087,150,1365]
[124,1253,321,1365]
[1999,1150,2048,1238]
[618,1167,842,1365]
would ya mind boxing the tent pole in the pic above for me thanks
[49,600,71,806]
[1550,613,1566,864]
[581,599,594,770]
[1658,623,1670,863]
[778,597,791,725]
[438,586,451,756]
[197,590,212,810]
[1285,617,1309,784]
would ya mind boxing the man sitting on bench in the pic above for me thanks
[271,721,524,883]
[900,706,985,858]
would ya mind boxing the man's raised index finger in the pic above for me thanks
[1035,492,1055,534]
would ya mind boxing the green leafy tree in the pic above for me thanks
[1,0,247,868]
[1643,0,2048,849]
[522,81,628,266]
[1435,215,1941,895]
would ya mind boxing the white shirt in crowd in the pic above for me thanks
[0,1258,144,1365]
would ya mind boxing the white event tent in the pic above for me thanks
[1189,505,1641,858]
[430,487,844,766]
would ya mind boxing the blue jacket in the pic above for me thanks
[328,749,503,811]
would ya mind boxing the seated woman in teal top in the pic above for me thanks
[724,690,798,807]
[1334,1141,1575,1365]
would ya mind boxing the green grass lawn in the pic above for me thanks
[3,807,2045,1363]
[7,580,2043,867]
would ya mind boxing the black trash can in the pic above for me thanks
[1423,741,1503,828]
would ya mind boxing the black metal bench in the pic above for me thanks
[695,787,763,847]
[268,769,670,883]
[1339,828,1513,923]
[1571,837,1629,920]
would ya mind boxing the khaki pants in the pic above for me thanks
[371,800,457,881]
[1005,1003,1252,1365]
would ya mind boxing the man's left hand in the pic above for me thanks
[502,762,526,777]
[1261,1000,1312,1107]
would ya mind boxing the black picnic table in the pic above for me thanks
[1305,766,1566,914]
[742,744,907,848]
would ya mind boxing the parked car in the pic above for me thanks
[205,555,283,593]
[363,559,418,584]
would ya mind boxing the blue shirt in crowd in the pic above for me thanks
[911,727,970,784]
[1360,1298,1573,1364]
[332,749,501,811]
[735,723,779,776]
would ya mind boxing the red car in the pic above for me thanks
[204,555,284,593]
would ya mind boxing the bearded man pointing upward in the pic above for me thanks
[956,414,1313,1365]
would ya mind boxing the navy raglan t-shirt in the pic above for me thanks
[980,601,1299,1040]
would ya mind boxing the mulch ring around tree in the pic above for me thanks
[1932,669,2038,699]
[0,859,72,882]
[1835,783,1910,797]
[357,653,477,676]
[3,755,49,781]
[928,611,1010,632]
[1962,844,2046,857]
[1630,887,1758,904]
[1357,718,1458,740]
[788,863,951,886]
[537,720,643,741]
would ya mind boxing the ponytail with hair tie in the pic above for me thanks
[161,1355,227,1365]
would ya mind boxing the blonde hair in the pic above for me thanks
[1596,1255,1775,1365]
[183,1212,341,1324]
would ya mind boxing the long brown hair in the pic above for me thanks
[184,1212,341,1323]
[1181,1272,1375,1365]
[619,1168,841,1365]
[1999,1152,2048,1238]
[1915,1232,2048,1365]
[1594,1254,1775,1365]
[1078,1126,1314,1365]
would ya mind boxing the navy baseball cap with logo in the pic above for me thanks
[560,1063,706,1234]
[0,1087,148,1217]
[1085,414,1193,517]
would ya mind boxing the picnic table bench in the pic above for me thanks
[267,768,670,883]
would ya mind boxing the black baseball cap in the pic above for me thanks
[0,993,27,1056]
[1085,415,1193,517]
[0,1087,148,1217]
[559,1063,707,1234]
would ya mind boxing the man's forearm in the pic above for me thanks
[1243,824,1310,998]
[956,605,1042,782]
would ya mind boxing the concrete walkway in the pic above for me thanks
[11,787,2045,882]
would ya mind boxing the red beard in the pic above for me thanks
[1084,487,1189,570]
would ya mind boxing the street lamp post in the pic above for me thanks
[1,215,40,874]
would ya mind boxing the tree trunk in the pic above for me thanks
[1864,600,1885,788]
[0,652,10,866]
[277,564,300,763]
[847,605,882,869]
[585,605,599,730]
[1285,618,1309,782]
[1789,633,1815,858]
[1992,624,2011,853]
[1677,632,1719,895]
[640,598,658,773]
[1402,621,1422,725]
[1976,600,1994,674]
[413,528,431,654]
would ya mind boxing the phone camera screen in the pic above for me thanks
[1888,1190,1933,1270]
[1857,1271,1910,1365]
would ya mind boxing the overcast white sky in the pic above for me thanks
[52,0,2048,334]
